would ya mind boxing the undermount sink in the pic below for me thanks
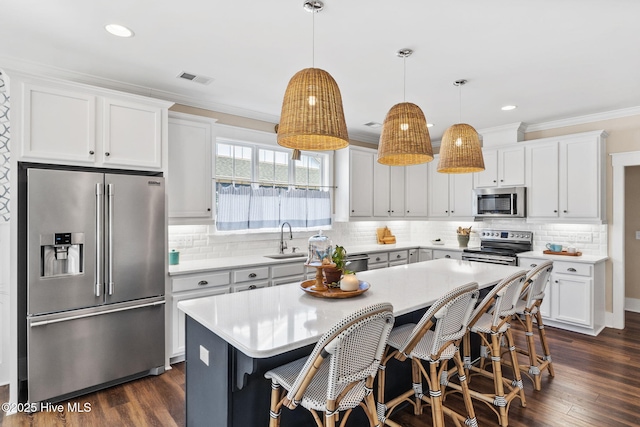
[265,253,307,259]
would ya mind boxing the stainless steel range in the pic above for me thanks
[462,229,533,265]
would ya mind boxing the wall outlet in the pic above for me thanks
[200,345,210,366]
[575,232,592,243]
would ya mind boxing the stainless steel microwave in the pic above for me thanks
[472,187,526,218]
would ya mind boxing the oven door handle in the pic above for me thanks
[462,256,515,266]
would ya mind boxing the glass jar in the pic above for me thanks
[307,231,333,266]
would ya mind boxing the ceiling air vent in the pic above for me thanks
[177,71,214,85]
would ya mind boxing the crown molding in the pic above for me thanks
[526,106,640,132]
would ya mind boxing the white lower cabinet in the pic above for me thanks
[388,250,408,267]
[368,252,389,270]
[518,256,604,335]
[170,270,231,360]
[418,249,433,262]
[270,261,306,286]
[433,249,462,260]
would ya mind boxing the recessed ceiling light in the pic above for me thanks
[364,122,382,128]
[427,123,434,128]
[501,105,517,111]
[105,24,134,38]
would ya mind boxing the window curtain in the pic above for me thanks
[307,190,331,227]
[249,187,280,229]
[216,184,332,230]
[216,184,250,230]
[280,188,307,228]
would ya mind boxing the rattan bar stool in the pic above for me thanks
[376,282,480,427]
[508,260,555,391]
[444,270,528,427]
[264,303,395,427]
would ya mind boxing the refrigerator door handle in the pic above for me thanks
[95,183,103,297]
[107,183,114,296]
[29,300,166,327]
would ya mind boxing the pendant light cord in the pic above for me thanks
[403,55,407,102]
[458,83,462,123]
[312,6,315,68]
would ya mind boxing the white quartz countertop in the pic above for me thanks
[177,258,524,359]
[168,241,470,276]
[517,251,608,264]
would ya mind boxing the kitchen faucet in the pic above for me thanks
[279,222,292,254]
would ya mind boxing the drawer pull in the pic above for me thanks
[376,257,381,261]
[396,254,401,259]
[567,268,577,272]
[249,273,257,278]
[445,255,451,258]
[530,263,538,268]
[197,280,208,286]
[249,285,257,290]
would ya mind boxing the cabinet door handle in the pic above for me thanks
[563,210,568,213]
[553,210,558,213]
[555,280,559,283]
[500,179,504,182]
[351,209,354,213]
[197,280,208,286]
[248,285,257,290]
[493,180,497,183]
[530,263,538,268]
[105,152,110,157]
[249,273,257,278]
[89,150,95,155]
[445,255,451,258]
[567,268,577,272]
[451,210,454,213]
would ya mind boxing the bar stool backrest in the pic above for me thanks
[469,271,527,328]
[399,282,479,360]
[523,261,554,309]
[284,302,395,407]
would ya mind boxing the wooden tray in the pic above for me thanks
[543,250,582,256]
[300,279,370,299]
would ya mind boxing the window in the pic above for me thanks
[215,140,331,231]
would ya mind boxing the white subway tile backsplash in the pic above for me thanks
[169,219,608,261]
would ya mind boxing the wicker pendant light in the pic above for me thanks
[378,49,433,166]
[437,80,485,173]
[277,1,349,151]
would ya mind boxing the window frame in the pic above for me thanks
[212,125,334,234]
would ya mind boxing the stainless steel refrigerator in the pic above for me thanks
[20,167,165,403]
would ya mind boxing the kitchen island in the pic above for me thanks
[178,258,525,427]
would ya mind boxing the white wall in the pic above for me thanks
[0,70,10,385]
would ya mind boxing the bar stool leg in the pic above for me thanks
[268,383,283,427]
[535,311,555,378]
[505,328,527,408]
[453,351,478,427]
[428,361,445,427]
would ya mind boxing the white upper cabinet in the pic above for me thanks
[13,73,172,171]
[374,162,405,217]
[335,146,429,220]
[101,98,164,169]
[404,163,429,217]
[474,146,525,188]
[168,112,216,219]
[526,130,606,223]
[526,141,559,219]
[427,156,474,219]
[347,148,374,217]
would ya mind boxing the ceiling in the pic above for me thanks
[2,0,639,144]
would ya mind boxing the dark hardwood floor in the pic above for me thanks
[2,311,640,426]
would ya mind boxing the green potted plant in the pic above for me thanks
[323,245,353,287]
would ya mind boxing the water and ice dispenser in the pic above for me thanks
[40,232,84,277]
